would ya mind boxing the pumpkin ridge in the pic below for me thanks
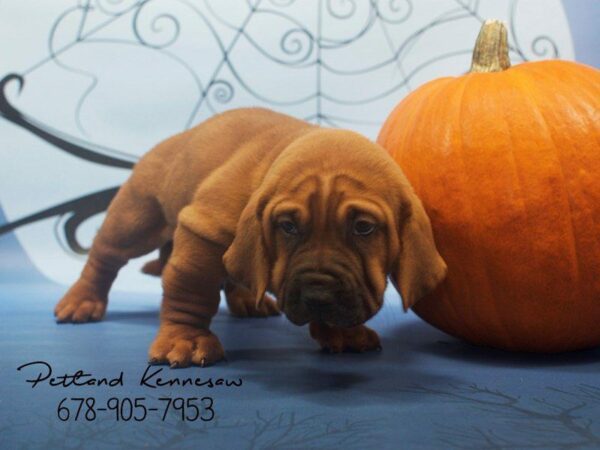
[520,62,594,99]
[518,62,600,111]
[390,79,455,179]
[510,70,586,347]
[523,65,600,251]
[515,69,585,277]
[383,85,430,178]
[530,64,600,151]
[444,75,489,343]
[495,72,564,349]
[421,74,506,345]
[379,77,455,159]
[418,78,474,333]
[460,73,526,349]
[517,65,600,318]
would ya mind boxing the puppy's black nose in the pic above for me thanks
[301,288,335,308]
[299,273,338,308]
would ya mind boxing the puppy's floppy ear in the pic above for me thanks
[390,187,447,311]
[222,192,270,308]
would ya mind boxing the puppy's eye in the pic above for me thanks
[353,220,376,236]
[279,220,299,235]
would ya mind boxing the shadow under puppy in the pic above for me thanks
[55,108,447,368]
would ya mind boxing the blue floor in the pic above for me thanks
[1,229,600,449]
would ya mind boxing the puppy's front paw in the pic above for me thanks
[309,322,381,353]
[54,282,107,323]
[148,324,225,368]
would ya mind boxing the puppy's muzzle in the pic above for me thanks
[283,268,365,326]
[298,273,339,310]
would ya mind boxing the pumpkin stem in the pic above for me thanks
[470,19,511,73]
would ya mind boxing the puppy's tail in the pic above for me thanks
[141,259,163,277]
[140,241,173,277]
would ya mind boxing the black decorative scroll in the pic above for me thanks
[0,187,119,255]
[0,75,135,169]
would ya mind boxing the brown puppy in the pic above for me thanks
[54,108,446,368]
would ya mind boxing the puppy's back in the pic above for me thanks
[129,108,311,226]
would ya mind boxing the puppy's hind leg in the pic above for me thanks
[55,181,168,323]
[223,279,280,318]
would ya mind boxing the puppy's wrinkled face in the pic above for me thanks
[223,129,447,327]
[264,175,392,327]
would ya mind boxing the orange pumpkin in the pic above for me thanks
[378,20,600,352]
